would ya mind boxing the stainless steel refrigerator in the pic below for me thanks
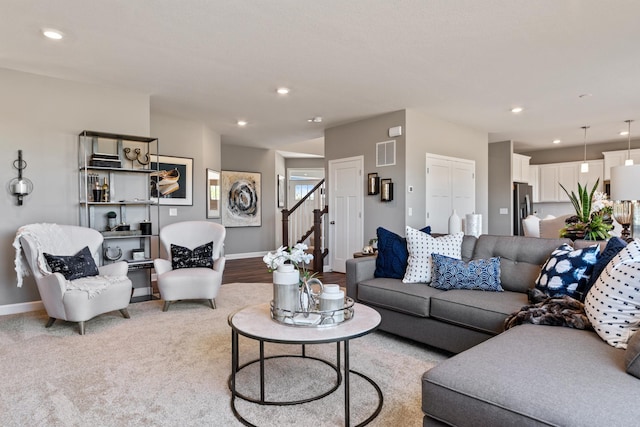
[513,182,533,236]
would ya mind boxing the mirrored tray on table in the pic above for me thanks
[269,297,355,327]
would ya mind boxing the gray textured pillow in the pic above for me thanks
[625,331,640,379]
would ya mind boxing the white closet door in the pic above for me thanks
[426,154,475,234]
[451,160,475,221]
[425,157,452,233]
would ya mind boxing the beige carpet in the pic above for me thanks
[0,283,447,426]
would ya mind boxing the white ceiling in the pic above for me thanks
[3,0,640,152]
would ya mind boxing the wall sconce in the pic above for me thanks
[367,173,380,195]
[381,179,394,202]
[9,150,33,206]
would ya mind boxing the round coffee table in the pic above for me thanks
[228,302,382,427]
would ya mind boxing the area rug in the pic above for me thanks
[0,283,447,426]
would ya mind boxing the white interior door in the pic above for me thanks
[451,160,475,219]
[328,156,363,273]
[425,157,452,233]
[426,154,475,234]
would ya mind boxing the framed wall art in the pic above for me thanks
[221,170,261,227]
[150,155,193,205]
[206,169,221,218]
[277,174,285,208]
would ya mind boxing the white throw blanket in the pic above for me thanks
[13,223,71,287]
[13,223,114,298]
[65,275,127,299]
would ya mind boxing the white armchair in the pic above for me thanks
[154,221,226,311]
[17,224,132,335]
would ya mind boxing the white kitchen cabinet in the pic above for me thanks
[537,160,602,202]
[538,164,559,202]
[512,153,531,183]
[529,165,540,202]
[603,149,640,180]
[557,163,578,202]
[577,160,604,192]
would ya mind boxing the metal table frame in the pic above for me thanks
[228,303,383,427]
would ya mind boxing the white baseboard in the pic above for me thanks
[225,251,268,260]
[0,300,44,316]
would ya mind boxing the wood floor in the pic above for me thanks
[222,257,346,287]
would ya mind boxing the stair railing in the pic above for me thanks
[281,179,328,272]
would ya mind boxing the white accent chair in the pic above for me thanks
[539,214,573,239]
[19,224,132,335]
[522,215,541,237]
[154,221,226,311]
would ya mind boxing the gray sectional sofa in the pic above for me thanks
[345,234,640,426]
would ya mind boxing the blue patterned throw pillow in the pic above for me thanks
[374,226,431,279]
[171,242,214,269]
[577,237,627,301]
[44,246,99,281]
[430,254,503,291]
[535,243,599,299]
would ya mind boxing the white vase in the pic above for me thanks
[272,264,299,322]
[465,213,482,237]
[319,284,345,324]
[448,209,462,234]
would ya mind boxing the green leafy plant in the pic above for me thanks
[559,179,613,240]
[559,179,598,223]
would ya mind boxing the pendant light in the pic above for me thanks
[625,120,634,166]
[580,126,589,173]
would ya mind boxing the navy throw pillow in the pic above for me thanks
[535,243,599,299]
[431,254,503,291]
[44,246,99,281]
[171,242,214,269]
[374,226,430,279]
[577,237,627,301]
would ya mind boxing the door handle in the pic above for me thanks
[330,221,335,224]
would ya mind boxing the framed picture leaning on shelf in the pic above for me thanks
[206,169,221,218]
[221,170,261,227]
[150,155,193,205]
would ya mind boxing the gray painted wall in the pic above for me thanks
[149,113,222,257]
[324,109,489,244]
[0,69,151,306]
[286,157,325,170]
[488,141,513,235]
[221,143,277,254]
[405,109,489,235]
[521,138,640,164]
[325,110,407,243]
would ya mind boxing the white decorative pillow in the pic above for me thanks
[402,227,463,284]
[584,239,640,349]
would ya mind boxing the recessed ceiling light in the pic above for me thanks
[237,120,247,127]
[307,116,322,123]
[42,28,64,40]
[511,107,523,114]
[552,139,561,144]
[276,87,290,95]
[620,131,629,136]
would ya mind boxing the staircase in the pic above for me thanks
[281,179,328,272]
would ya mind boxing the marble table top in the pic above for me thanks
[229,302,381,344]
